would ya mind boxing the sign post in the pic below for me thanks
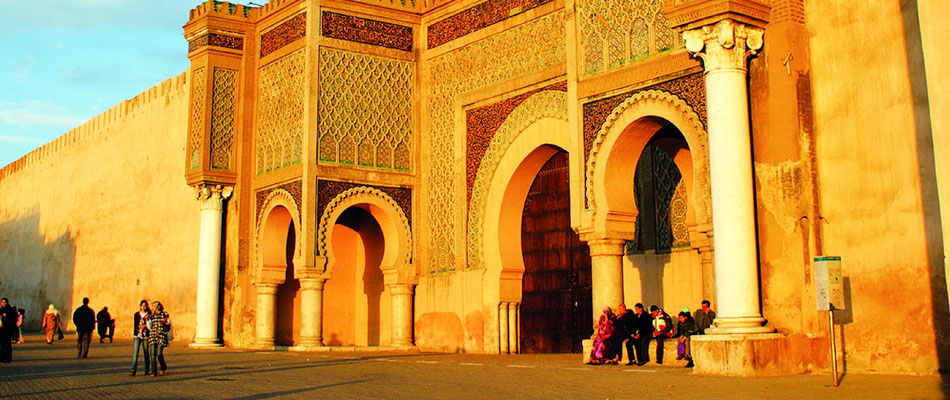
[815,256,844,387]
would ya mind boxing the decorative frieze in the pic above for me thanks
[260,12,307,57]
[317,179,412,228]
[189,67,207,170]
[188,33,245,53]
[255,180,303,222]
[256,50,305,174]
[321,11,413,52]
[427,0,553,49]
[210,68,236,170]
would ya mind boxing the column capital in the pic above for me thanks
[299,277,327,290]
[388,283,416,296]
[586,238,626,257]
[253,281,279,294]
[681,19,764,72]
[194,184,234,210]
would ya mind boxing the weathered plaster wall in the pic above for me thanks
[0,71,199,341]
[807,1,946,374]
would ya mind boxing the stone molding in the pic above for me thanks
[682,20,764,72]
[668,0,771,31]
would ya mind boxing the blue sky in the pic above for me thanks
[0,0,196,168]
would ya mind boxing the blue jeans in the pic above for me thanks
[131,337,150,374]
[148,343,166,375]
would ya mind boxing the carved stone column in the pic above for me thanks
[253,282,278,349]
[587,238,626,326]
[681,19,772,334]
[297,277,326,347]
[498,302,509,354]
[190,184,233,348]
[389,283,415,347]
[508,302,519,354]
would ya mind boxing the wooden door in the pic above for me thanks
[520,151,592,353]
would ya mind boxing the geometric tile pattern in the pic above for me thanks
[317,179,412,228]
[256,49,305,174]
[321,11,413,52]
[255,180,303,224]
[427,0,553,49]
[260,12,307,58]
[579,0,679,75]
[466,90,568,271]
[582,72,705,185]
[211,68,236,170]
[465,81,567,206]
[190,67,206,170]
[426,11,565,273]
[318,48,413,170]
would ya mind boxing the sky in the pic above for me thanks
[0,0,196,168]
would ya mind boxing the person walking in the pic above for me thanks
[72,298,96,358]
[97,307,114,343]
[0,298,16,362]
[147,301,170,376]
[130,300,151,376]
[42,305,62,344]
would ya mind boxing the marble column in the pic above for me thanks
[254,282,278,348]
[683,20,772,334]
[498,302,509,354]
[297,277,326,347]
[588,238,625,326]
[389,284,415,347]
[191,184,232,348]
[508,302,519,354]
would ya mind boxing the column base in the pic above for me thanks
[691,333,802,376]
[251,340,276,351]
[188,339,224,349]
[706,316,775,335]
[296,337,324,347]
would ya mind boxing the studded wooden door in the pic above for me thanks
[520,151,592,353]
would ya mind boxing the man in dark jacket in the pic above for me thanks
[97,307,114,343]
[0,298,17,362]
[615,304,636,364]
[73,297,96,358]
[632,303,653,365]
[673,311,698,368]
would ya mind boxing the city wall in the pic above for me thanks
[0,71,200,341]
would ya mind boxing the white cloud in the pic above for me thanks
[13,54,35,80]
[0,101,86,128]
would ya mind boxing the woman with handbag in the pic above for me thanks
[147,301,170,376]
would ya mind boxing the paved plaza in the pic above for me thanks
[0,333,946,399]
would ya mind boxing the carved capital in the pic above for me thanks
[194,184,234,210]
[683,20,764,72]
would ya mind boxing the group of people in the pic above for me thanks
[588,300,717,368]
[0,296,172,377]
[130,299,172,377]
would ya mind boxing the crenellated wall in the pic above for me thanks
[0,71,198,341]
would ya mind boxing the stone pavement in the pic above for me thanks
[0,333,946,399]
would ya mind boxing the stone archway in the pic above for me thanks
[253,188,302,348]
[581,90,710,326]
[317,186,414,347]
[470,94,575,353]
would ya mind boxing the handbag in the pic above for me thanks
[677,342,686,356]
[165,322,174,342]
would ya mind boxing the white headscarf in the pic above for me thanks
[47,304,58,314]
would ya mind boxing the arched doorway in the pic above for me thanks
[520,150,592,353]
[323,206,389,347]
[275,221,299,346]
